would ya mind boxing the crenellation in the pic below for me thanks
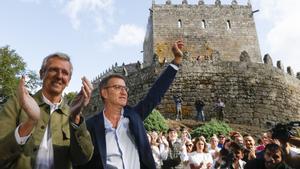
[287,66,294,76]
[198,0,204,5]
[85,2,300,129]
[263,54,273,66]
[277,60,284,70]
[182,0,188,5]
[123,66,128,76]
[136,61,143,70]
[146,1,261,66]
[247,0,252,7]
[215,0,221,6]
[231,0,238,5]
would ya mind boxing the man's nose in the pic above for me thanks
[55,69,64,78]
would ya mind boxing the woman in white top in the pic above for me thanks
[149,131,168,169]
[181,139,194,169]
[208,135,221,160]
[189,137,213,169]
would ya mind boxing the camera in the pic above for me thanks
[271,121,300,142]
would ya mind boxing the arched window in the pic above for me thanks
[178,19,182,28]
[201,20,206,29]
[226,20,231,30]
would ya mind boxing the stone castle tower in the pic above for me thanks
[86,0,300,129]
[143,0,261,66]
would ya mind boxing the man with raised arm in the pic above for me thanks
[75,40,184,169]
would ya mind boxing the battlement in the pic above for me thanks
[86,2,300,128]
[144,0,261,66]
[153,0,251,6]
[87,53,300,125]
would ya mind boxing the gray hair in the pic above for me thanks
[39,52,73,79]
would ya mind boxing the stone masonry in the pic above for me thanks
[86,0,300,129]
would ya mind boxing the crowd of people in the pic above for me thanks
[147,128,300,169]
[0,39,299,169]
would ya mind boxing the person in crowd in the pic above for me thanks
[189,137,213,169]
[218,134,226,149]
[75,40,184,169]
[214,138,232,169]
[208,135,221,160]
[213,98,225,121]
[149,131,168,169]
[234,135,244,146]
[273,135,300,168]
[162,128,183,169]
[0,53,94,169]
[195,99,205,121]
[256,132,272,152]
[181,128,192,143]
[242,134,256,162]
[173,95,183,121]
[230,142,246,169]
[181,139,194,169]
[245,143,293,169]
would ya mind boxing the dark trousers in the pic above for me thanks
[196,110,205,121]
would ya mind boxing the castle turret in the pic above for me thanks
[143,1,262,66]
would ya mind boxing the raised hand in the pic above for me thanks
[18,76,40,122]
[171,40,184,65]
[70,76,93,124]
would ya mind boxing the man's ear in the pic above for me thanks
[100,89,108,99]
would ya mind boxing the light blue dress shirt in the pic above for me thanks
[104,109,140,169]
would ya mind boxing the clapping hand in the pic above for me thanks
[18,76,40,123]
[70,76,93,124]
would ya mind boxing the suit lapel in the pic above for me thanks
[93,112,107,168]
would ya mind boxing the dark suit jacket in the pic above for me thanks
[75,65,178,169]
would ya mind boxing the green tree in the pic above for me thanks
[0,46,26,103]
[144,109,168,132]
[190,119,232,139]
[64,91,77,105]
[24,70,42,94]
[0,46,41,104]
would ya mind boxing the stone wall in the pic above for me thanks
[144,2,261,66]
[86,59,300,129]
[85,1,300,130]
[156,60,300,128]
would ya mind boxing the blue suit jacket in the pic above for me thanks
[75,65,177,169]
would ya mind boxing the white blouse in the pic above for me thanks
[189,151,213,169]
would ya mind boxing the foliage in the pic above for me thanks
[190,119,232,139]
[64,91,78,105]
[144,109,168,132]
[0,46,41,104]
[0,46,26,103]
[24,70,42,94]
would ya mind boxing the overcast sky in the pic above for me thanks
[0,0,299,93]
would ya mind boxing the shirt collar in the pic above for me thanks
[103,108,124,130]
[42,94,62,114]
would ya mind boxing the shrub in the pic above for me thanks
[144,109,168,132]
[190,119,232,139]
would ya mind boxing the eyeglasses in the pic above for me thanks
[105,85,129,92]
[186,144,193,147]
